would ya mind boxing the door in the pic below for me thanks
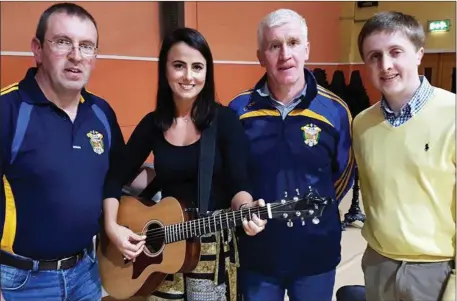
[439,53,456,93]
[419,52,456,92]
[419,53,440,87]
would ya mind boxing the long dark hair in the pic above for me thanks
[154,27,218,132]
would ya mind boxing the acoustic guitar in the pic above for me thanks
[97,187,333,300]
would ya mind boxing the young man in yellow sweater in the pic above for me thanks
[353,11,455,301]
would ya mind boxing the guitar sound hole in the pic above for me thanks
[145,221,164,254]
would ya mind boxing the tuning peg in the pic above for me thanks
[312,217,320,224]
[281,191,288,204]
[301,217,305,226]
[293,196,299,201]
[296,188,300,195]
[282,213,288,218]
[287,219,293,227]
[295,211,301,217]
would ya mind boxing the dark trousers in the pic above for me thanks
[336,285,365,301]
[239,268,336,301]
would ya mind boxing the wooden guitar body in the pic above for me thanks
[98,196,201,299]
[98,186,333,300]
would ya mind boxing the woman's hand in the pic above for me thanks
[105,223,146,261]
[240,199,268,236]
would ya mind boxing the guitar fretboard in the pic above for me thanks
[164,206,269,244]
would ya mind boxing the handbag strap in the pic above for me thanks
[197,109,218,215]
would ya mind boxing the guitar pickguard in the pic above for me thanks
[131,251,163,279]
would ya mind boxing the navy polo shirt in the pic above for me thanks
[0,68,125,260]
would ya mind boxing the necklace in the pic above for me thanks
[176,116,190,123]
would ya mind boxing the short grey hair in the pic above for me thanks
[257,9,308,50]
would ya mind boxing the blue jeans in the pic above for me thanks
[0,248,101,301]
[239,268,336,301]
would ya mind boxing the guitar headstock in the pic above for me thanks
[268,186,335,227]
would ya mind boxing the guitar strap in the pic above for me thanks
[138,109,219,216]
[197,108,218,215]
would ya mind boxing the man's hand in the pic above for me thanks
[105,223,146,261]
[240,199,268,236]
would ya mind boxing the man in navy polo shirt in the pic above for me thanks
[0,3,145,300]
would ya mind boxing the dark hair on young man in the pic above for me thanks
[154,27,218,132]
[35,2,99,46]
[358,11,425,60]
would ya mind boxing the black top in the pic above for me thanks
[123,105,251,211]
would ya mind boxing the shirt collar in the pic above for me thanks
[19,67,90,105]
[380,75,433,117]
[256,81,307,107]
[250,67,318,108]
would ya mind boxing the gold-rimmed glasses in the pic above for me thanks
[45,38,98,57]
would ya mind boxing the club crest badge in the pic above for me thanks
[87,130,104,155]
[301,124,321,147]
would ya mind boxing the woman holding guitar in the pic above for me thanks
[105,27,267,301]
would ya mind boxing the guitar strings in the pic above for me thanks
[144,206,272,243]
[140,202,299,243]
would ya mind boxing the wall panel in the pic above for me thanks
[351,1,456,62]
[194,2,342,63]
[2,1,453,141]
[0,56,158,136]
[1,2,161,57]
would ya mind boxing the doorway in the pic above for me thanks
[419,52,456,93]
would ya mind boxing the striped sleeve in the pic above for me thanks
[333,100,355,203]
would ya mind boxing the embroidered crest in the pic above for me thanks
[301,124,321,147]
[87,130,104,154]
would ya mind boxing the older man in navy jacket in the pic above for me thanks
[229,8,354,301]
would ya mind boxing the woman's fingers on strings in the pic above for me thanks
[242,218,252,235]
[122,239,143,253]
[131,246,145,261]
[242,213,266,236]
[257,199,266,207]
[128,229,146,242]
[248,220,263,232]
[123,245,145,261]
[252,213,267,227]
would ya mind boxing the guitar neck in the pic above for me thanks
[164,205,271,244]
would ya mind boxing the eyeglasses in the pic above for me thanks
[45,39,98,57]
